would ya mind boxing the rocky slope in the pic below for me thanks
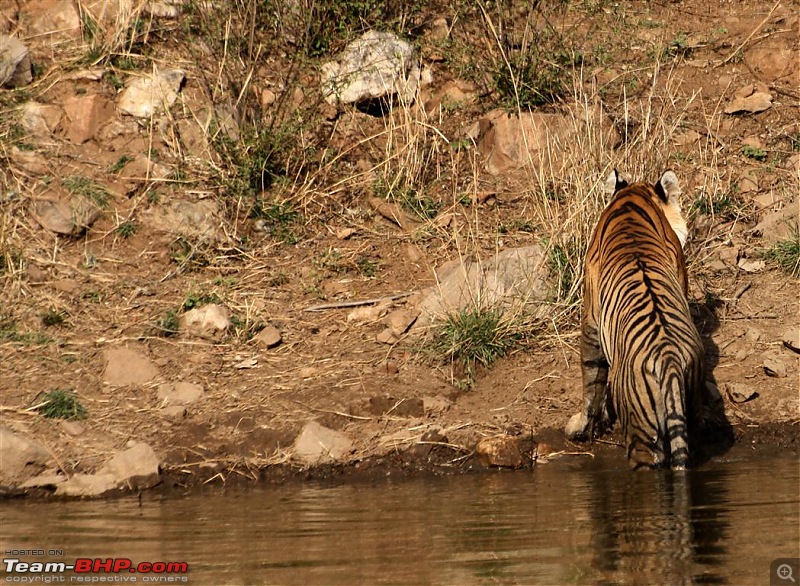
[1,0,798,497]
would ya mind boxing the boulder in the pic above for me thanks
[56,443,160,497]
[414,245,551,328]
[0,426,51,489]
[321,30,420,107]
[473,107,619,175]
[0,34,32,87]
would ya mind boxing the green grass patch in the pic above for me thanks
[35,389,87,420]
[62,175,109,207]
[741,145,767,162]
[430,307,521,381]
[763,228,800,278]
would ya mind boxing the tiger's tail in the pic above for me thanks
[664,364,690,470]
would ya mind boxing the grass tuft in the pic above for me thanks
[35,389,87,420]
[763,227,800,278]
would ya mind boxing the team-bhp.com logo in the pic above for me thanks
[3,557,189,582]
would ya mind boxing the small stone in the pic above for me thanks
[422,395,452,415]
[26,264,47,283]
[383,360,399,375]
[782,328,800,354]
[157,382,203,406]
[30,197,102,236]
[180,304,230,341]
[103,347,160,386]
[60,420,85,436]
[475,436,524,468]
[261,88,277,107]
[383,308,419,337]
[254,325,282,348]
[376,328,399,345]
[19,102,62,135]
[292,421,352,465]
[737,257,765,272]
[726,383,757,403]
[118,69,185,118]
[763,356,787,378]
[724,87,772,114]
[336,227,356,240]
[160,405,187,419]
[63,94,115,144]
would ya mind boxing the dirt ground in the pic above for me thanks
[1,0,798,496]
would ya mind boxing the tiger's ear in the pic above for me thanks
[655,170,681,203]
[603,169,628,195]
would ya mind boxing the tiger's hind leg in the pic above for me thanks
[566,319,611,441]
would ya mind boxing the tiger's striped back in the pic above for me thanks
[566,170,705,470]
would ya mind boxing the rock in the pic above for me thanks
[103,347,160,386]
[9,147,49,175]
[27,0,82,41]
[414,245,550,328]
[0,34,32,87]
[144,199,223,243]
[725,383,757,403]
[423,395,452,415]
[99,443,160,489]
[54,473,117,497]
[376,328,399,345]
[782,328,800,354]
[425,79,478,112]
[383,308,419,337]
[146,0,184,18]
[475,436,524,468]
[157,382,204,406]
[347,303,388,324]
[368,197,420,230]
[118,68,185,118]
[474,107,619,175]
[30,197,102,236]
[63,94,115,143]
[763,355,787,378]
[292,421,353,465]
[20,472,67,489]
[180,304,230,341]
[56,443,161,497]
[60,420,85,436]
[724,85,772,114]
[19,102,62,135]
[0,426,51,489]
[254,325,282,348]
[321,30,420,107]
[737,257,765,272]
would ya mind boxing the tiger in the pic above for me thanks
[565,169,705,470]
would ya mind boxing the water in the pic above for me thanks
[2,451,798,585]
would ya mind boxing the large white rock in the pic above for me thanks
[321,30,420,107]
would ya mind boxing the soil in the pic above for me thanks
[1,0,798,497]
